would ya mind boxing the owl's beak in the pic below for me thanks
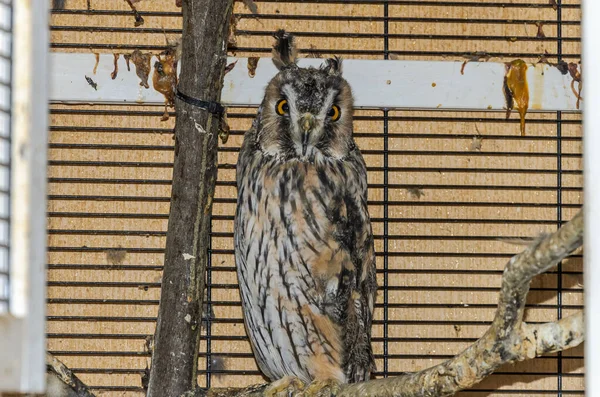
[300,114,316,156]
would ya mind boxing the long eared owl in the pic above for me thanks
[234,30,377,385]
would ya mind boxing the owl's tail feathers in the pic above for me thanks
[272,29,298,70]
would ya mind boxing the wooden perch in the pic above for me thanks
[183,209,584,397]
[146,1,234,396]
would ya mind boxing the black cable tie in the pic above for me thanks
[175,89,225,117]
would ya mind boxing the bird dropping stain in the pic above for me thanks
[568,62,582,109]
[106,246,127,265]
[92,53,100,75]
[123,53,132,71]
[111,53,120,80]
[504,60,529,136]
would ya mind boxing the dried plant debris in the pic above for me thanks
[461,51,491,75]
[52,0,66,10]
[504,59,529,136]
[535,22,546,38]
[241,0,259,15]
[153,47,178,121]
[228,14,241,48]
[176,0,181,7]
[470,136,483,151]
[307,44,322,58]
[141,364,150,391]
[568,62,583,109]
[219,112,231,144]
[92,52,100,74]
[129,49,152,88]
[549,0,558,11]
[84,75,97,90]
[168,36,182,62]
[247,56,259,78]
[106,247,127,265]
[224,60,238,76]
[407,187,425,199]
[111,53,120,80]
[124,0,144,27]
[144,335,154,353]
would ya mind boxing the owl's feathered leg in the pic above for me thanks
[264,376,305,397]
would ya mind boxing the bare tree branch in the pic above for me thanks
[520,311,584,358]
[46,353,96,397]
[186,209,583,397]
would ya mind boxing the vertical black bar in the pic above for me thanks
[556,1,563,395]
[382,1,390,378]
[206,221,213,388]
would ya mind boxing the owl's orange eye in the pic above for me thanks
[327,105,341,121]
[276,99,289,115]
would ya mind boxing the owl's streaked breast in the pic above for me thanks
[234,148,364,384]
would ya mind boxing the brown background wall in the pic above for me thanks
[48,1,583,395]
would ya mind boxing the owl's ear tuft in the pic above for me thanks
[322,56,343,76]
[272,29,298,70]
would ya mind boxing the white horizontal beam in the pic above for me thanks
[50,52,581,112]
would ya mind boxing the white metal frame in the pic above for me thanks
[50,54,581,112]
[583,1,597,396]
[0,0,48,392]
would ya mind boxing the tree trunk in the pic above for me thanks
[147,1,234,396]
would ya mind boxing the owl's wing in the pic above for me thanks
[333,149,377,382]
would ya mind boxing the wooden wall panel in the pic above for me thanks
[47,1,583,395]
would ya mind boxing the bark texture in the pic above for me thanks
[182,210,584,397]
[147,1,234,396]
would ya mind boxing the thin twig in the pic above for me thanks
[46,353,96,397]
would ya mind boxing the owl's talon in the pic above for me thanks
[264,376,305,397]
[303,379,342,397]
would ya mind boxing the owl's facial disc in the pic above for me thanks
[258,65,354,160]
[300,113,316,156]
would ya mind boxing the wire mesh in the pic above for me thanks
[47,0,583,395]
